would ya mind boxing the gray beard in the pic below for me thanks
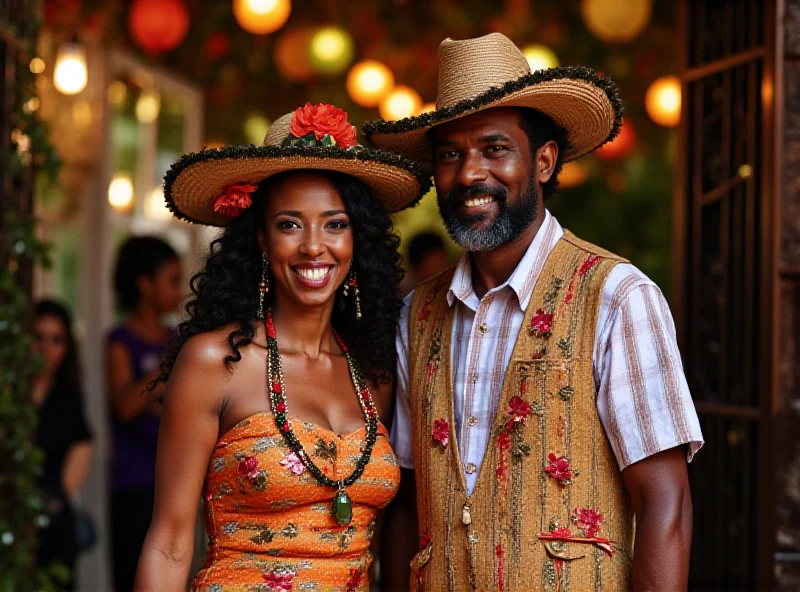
[438,179,539,252]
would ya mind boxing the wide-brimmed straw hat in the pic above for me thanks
[363,33,623,170]
[165,103,432,226]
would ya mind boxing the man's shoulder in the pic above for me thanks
[405,266,458,307]
[561,230,630,264]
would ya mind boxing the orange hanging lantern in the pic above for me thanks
[273,27,317,82]
[596,119,636,161]
[233,0,291,36]
[128,0,189,55]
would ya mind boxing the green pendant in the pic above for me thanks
[332,489,353,526]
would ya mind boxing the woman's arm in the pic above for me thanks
[62,441,94,498]
[106,341,162,423]
[134,333,229,592]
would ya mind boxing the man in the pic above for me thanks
[365,33,703,592]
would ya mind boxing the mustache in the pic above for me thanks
[443,183,507,205]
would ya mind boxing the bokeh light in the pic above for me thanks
[346,60,395,107]
[645,75,681,127]
[233,0,291,35]
[379,86,423,121]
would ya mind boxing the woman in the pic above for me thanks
[31,300,94,590]
[107,236,183,592]
[135,103,430,591]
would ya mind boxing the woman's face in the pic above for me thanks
[139,258,184,315]
[32,314,69,377]
[258,173,354,311]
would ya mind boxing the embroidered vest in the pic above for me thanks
[407,232,634,592]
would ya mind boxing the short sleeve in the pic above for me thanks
[595,278,704,470]
[390,291,415,469]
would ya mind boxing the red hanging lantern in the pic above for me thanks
[129,0,190,56]
[596,119,636,161]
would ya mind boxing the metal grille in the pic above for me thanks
[676,0,776,589]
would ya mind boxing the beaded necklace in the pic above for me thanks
[265,310,379,526]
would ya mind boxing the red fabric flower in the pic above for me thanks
[419,534,432,549]
[213,183,257,217]
[551,526,572,539]
[508,396,532,423]
[264,569,295,591]
[573,507,603,538]
[237,455,259,480]
[497,431,512,452]
[276,400,286,413]
[544,453,573,483]
[346,568,362,590]
[530,309,553,336]
[289,102,357,148]
[431,419,449,448]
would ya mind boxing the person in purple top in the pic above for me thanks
[106,236,182,592]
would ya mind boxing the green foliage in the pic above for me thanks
[0,2,68,590]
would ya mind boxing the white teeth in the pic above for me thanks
[296,267,330,280]
[464,196,494,207]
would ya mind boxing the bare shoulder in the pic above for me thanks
[175,324,247,369]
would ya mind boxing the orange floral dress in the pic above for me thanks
[191,412,400,592]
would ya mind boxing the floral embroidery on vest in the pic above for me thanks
[431,419,449,449]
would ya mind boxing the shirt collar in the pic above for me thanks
[447,210,563,311]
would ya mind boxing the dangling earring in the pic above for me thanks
[258,253,269,320]
[342,268,362,320]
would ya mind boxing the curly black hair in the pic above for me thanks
[154,170,403,391]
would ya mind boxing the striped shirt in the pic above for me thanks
[392,210,703,494]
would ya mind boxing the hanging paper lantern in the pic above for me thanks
[233,0,291,35]
[645,75,681,127]
[597,119,636,160]
[128,0,189,55]
[522,45,559,71]
[559,161,590,188]
[581,0,651,44]
[273,27,317,82]
[346,60,394,107]
[108,173,134,212]
[309,26,355,76]
[379,86,422,121]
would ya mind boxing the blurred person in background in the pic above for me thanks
[32,299,94,590]
[106,236,183,592]
[399,231,451,297]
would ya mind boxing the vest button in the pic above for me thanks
[467,416,478,427]
[465,462,477,474]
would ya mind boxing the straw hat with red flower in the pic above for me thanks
[165,102,431,227]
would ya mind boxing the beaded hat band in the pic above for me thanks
[165,105,432,227]
[363,33,624,171]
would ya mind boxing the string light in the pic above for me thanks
[645,75,681,127]
[108,173,134,212]
[233,0,291,35]
[522,45,559,71]
[379,86,422,121]
[346,60,394,107]
[53,43,88,95]
[309,26,354,75]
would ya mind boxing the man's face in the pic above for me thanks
[432,108,540,252]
